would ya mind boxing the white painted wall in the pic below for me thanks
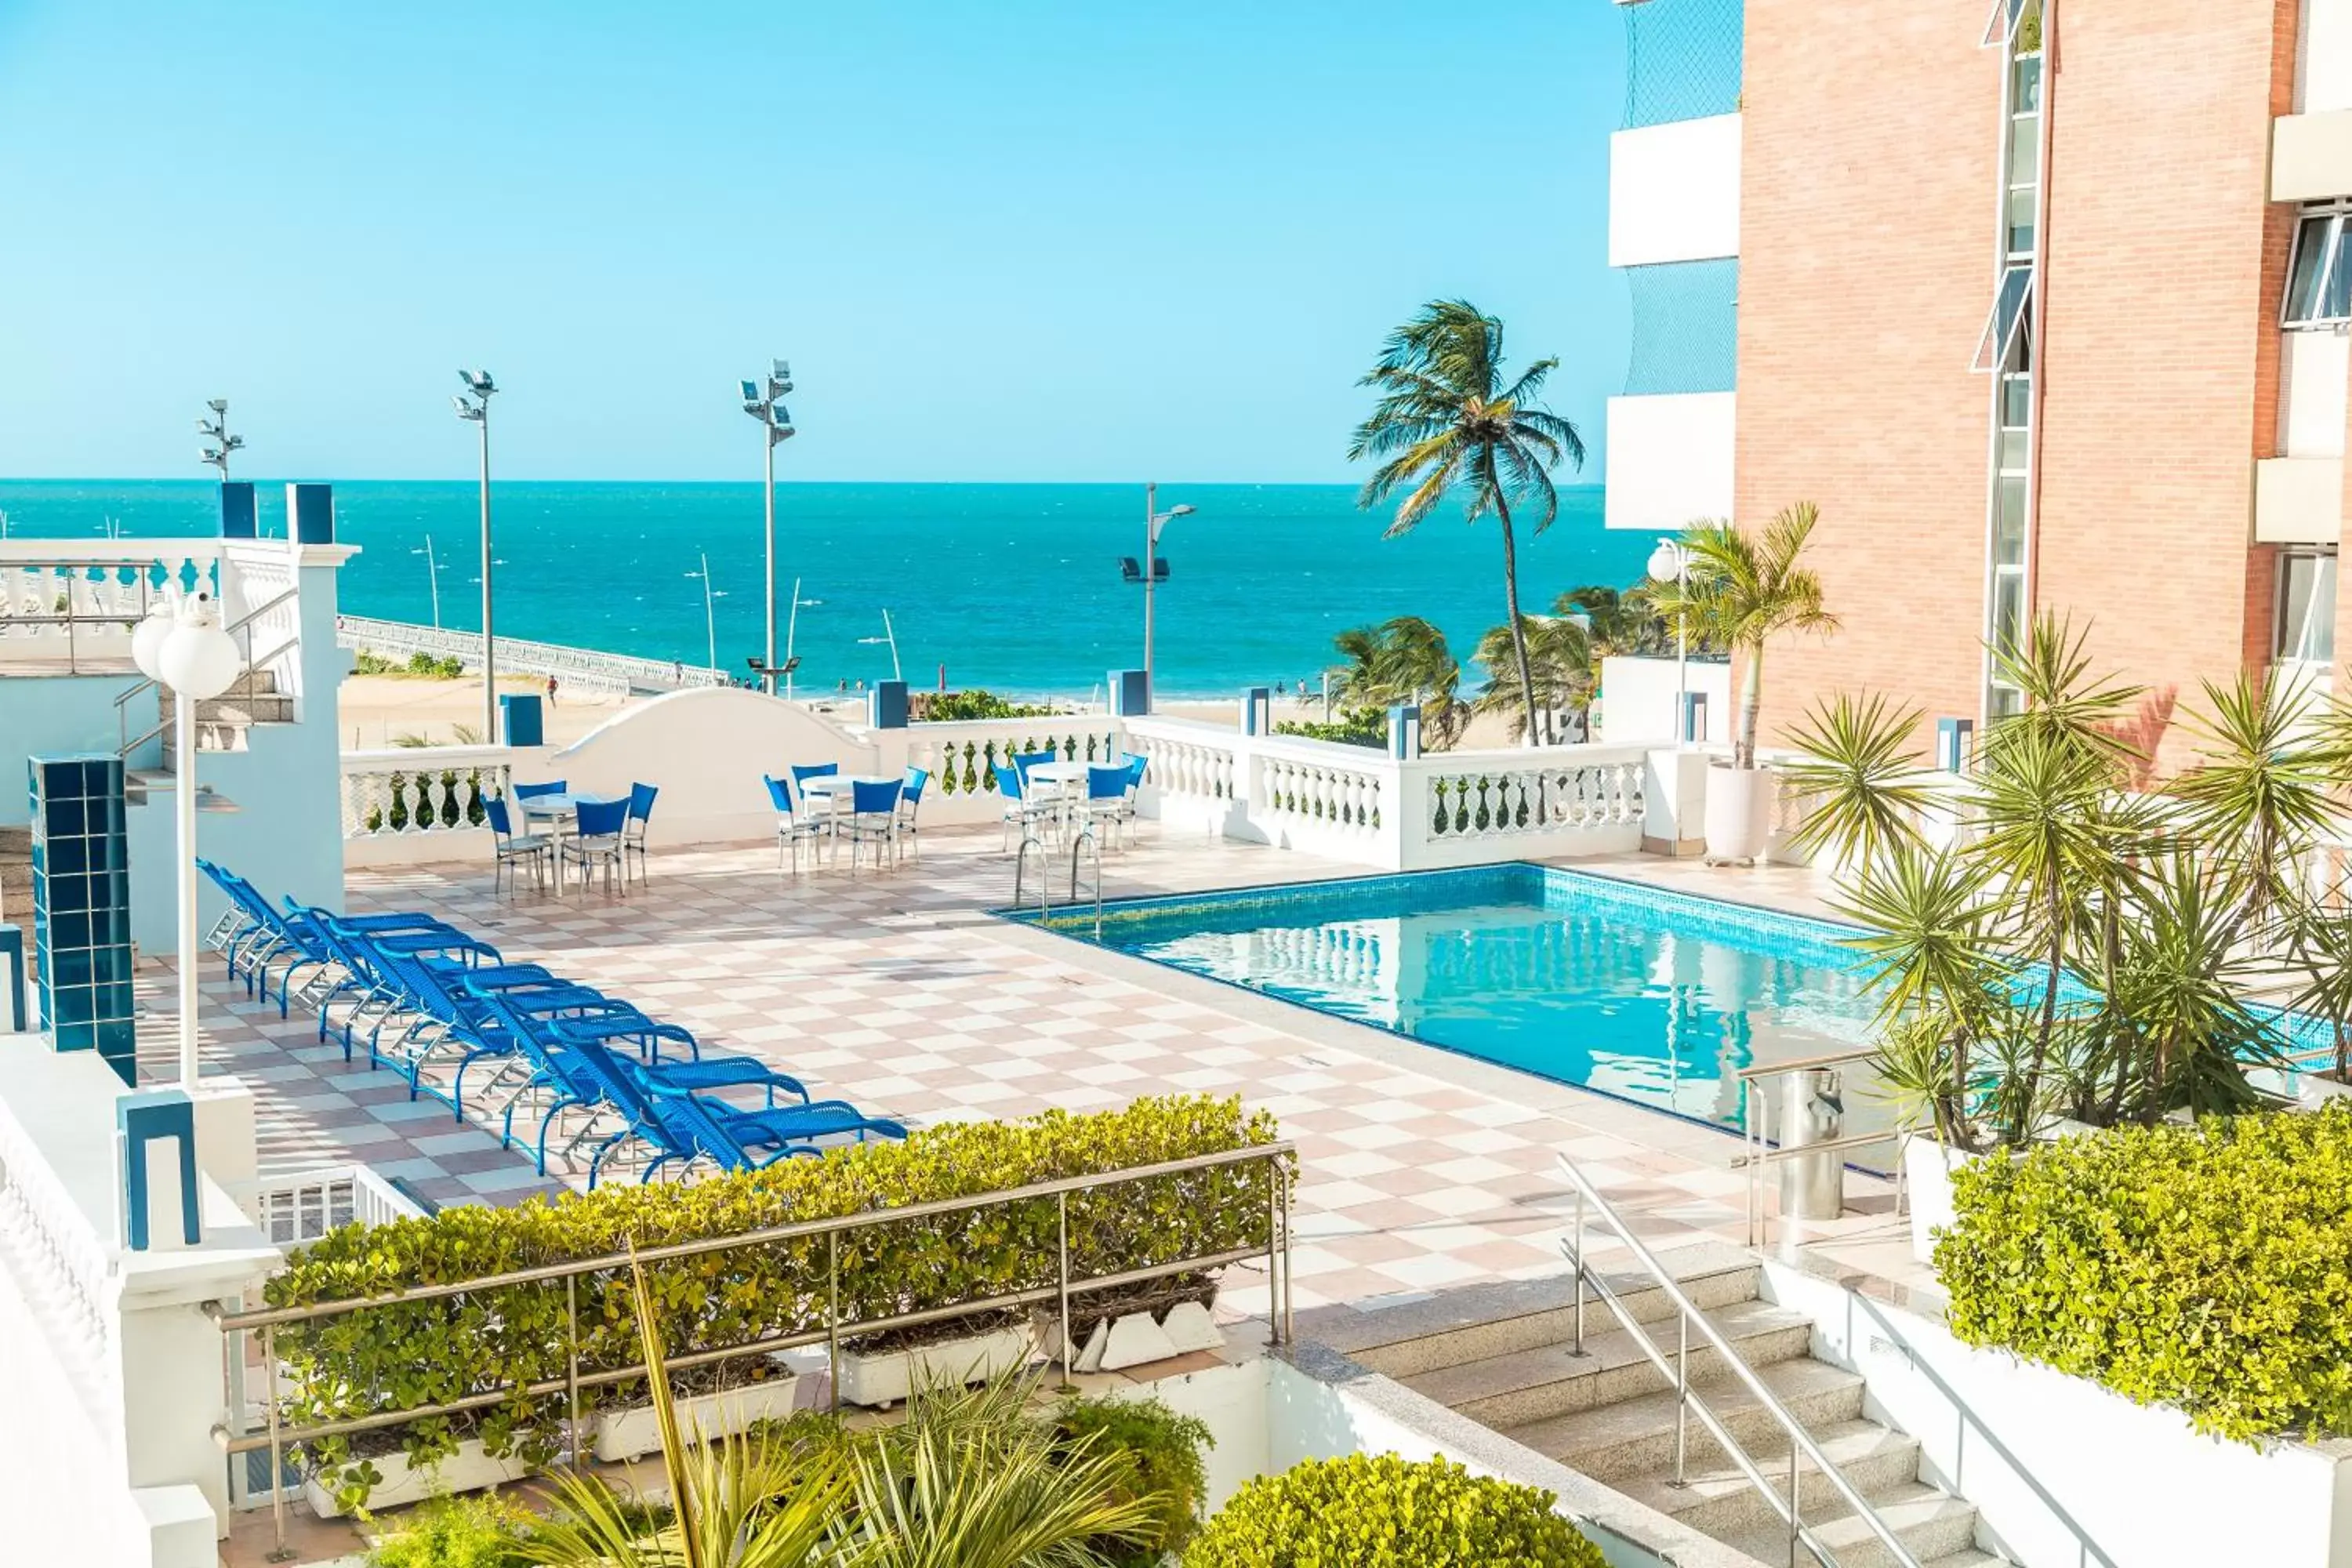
[1763,1261,2352,1568]
[1609,114,1741,267]
[1595,655,1733,747]
[2307,0,2352,113]
[1604,393,1736,533]
[2282,328,2349,457]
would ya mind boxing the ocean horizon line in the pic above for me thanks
[0,474,1606,493]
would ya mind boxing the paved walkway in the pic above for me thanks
[141,829,1904,1332]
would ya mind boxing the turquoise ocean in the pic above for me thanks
[0,481,1646,702]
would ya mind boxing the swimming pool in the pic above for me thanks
[1027,864,1888,1137]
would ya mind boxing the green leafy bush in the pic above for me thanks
[1055,1394,1214,1566]
[365,1493,535,1567]
[269,1096,1283,1509]
[1938,1106,2352,1442]
[1182,1454,1603,1568]
[1273,707,1387,749]
[912,688,1055,721]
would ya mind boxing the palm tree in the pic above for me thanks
[1648,503,1837,768]
[1327,616,1467,748]
[1470,614,1591,743]
[1348,300,1584,746]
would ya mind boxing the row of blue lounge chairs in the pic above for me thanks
[198,861,906,1186]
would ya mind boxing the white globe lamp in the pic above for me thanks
[131,595,176,683]
[158,593,243,701]
[1646,539,1681,583]
[1647,540,1692,747]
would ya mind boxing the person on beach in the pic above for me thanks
[672,660,682,684]
[545,674,558,707]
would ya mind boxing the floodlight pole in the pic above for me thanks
[474,401,495,741]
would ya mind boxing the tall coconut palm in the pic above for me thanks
[1649,503,1837,768]
[1348,300,1584,746]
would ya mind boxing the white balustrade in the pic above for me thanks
[0,1079,118,1391]
[234,1163,426,1249]
[337,613,703,698]
[340,745,516,840]
[900,716,1127,823]
[0,541,223,670]
[1421,753,1648,840]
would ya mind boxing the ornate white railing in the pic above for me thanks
[0,1080,118,1392]
[1125,719,1242,810]
[0,540,223,671]
[1421,752,1647,840]
[340,745,516,839]
[903,716,1127,801]
[1250,738,1391,857]
[234,1164,427,1248]
[337,614,720,697]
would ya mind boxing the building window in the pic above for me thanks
[2276,549,2339,665]
[2284,207,2352,328]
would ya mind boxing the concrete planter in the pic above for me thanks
[304,1437,529,1519]
[2296,1069,2352,1109]
[1703,762,1773,864]
[1903,1134,1984,1265]
[836,1324,1037,1409]
[593,1373,817,1464]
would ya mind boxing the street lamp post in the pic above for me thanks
[198,398,244,483]
[1647,538,1691,746]
[857,608,902,681]
[739,361,797,697]
[686,552,727,675]
[453,371,498,740]
[132,590,243,1087]
[411,534,444,629]
[1140,483,1194,698]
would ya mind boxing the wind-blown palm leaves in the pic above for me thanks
[1797,614,2332,1147]
[1328,615,1468,749]
[1648,504,1837,768]
[1470,613,1591,743]
[1348,300,1584,745]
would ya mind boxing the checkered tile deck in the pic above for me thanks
[140,829,1900,1328]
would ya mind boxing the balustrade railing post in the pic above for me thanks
[1265,1158,1283,1346]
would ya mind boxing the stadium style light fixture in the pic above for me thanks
[739,359,797,698]
[453,370,498,739]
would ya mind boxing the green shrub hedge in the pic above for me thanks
[1937,1105,2352,1442]
[270,1095,1281,1506]
[1181,1454,1605,1568]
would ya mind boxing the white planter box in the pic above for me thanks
[303,1436,530,1519]
[2296,1069,2352,1109]
[836,1325,1037,1409]
[593,1374,815,1464]
[1903,1134,1982,1266]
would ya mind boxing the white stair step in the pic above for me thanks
[1613,1418,1922,1537]
[1720,1482,1980,1568]
[1401,1300,1815,1428]
[1505,1355,1867,1483]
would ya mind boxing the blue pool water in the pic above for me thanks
[1040,865,1888,1136]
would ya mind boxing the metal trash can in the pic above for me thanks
[1778,1066,1846,1222]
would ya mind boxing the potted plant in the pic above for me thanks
[1650,503,1837,864]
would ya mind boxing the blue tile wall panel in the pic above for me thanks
[29,753,135,1085]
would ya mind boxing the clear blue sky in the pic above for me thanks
[0,2,1625,483]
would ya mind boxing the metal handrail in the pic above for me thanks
[1559,1152,1926,1568]
[115,585,301,758]
[1014,832,1053,913]
[1069,822,1103,937]
[1733,1046,1880,1080]
[212,1139,1294,1557]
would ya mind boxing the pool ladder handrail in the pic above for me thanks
[1013,833,1054,916]
[1069,823,1102,938]
[1561,1149,1927,1568]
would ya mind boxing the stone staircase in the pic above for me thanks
[156,668,292,766]
[1352,1250,2002,1568]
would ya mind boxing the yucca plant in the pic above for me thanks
[1779,691,1936,875]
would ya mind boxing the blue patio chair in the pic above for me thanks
[626,1069,906,1185]
[562,796,630,896]
[622,782,659,884]
[765,774,828,874]
[512,779,568,800]
[844,777,904,873]
[789,763,842,860]
[898,765,930,855]
[1011,749,1062,800]
[994,763,1055,853]
[1083,763,1135,849]
[484,796,551,895]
